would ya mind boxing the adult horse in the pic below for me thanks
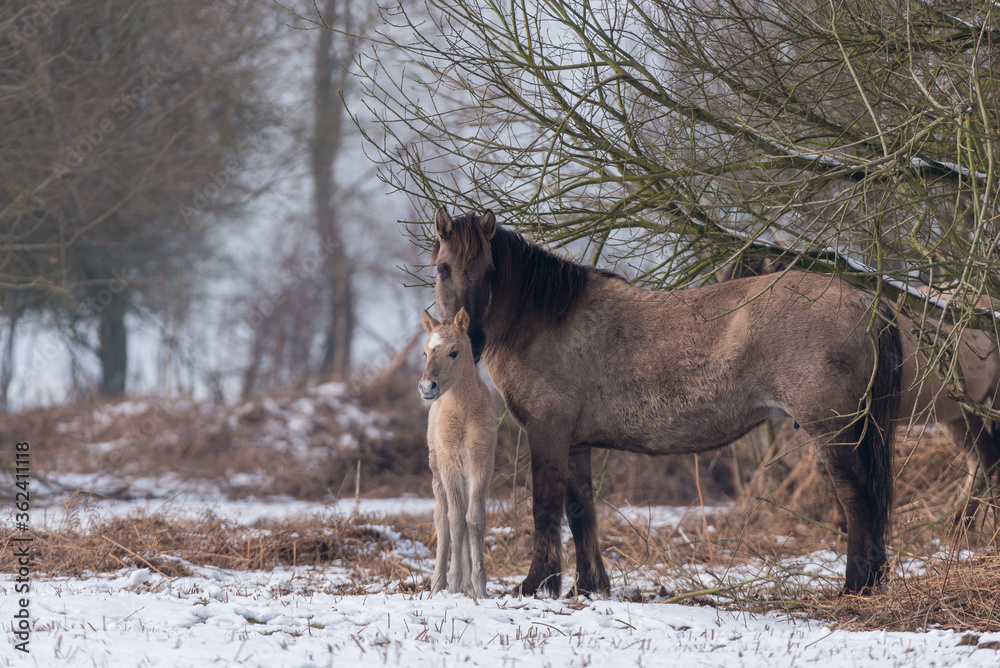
[431,208,902,596]
[718,257,1000,515]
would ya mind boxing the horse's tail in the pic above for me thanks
[865,300,903,560]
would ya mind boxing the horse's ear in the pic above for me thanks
[434,207,453,240]
[480,210,496,240]
[454,307,470,334]
[421,309,440,333]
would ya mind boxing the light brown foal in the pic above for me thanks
[419,307,497,597]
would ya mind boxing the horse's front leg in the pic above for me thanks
[566,447,610,596]
[466,455,493,599]
[443,471,470,595]
[430,466,450,594]
[517,427,569,597]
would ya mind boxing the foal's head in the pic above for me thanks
[418,307,474,401]
[431,207,496,362]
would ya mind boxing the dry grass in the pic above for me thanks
[2,491,998,631]
[0,504,407,581]
[0,367,754,506]
[805,556,1000,632]
[3,371,1000,632]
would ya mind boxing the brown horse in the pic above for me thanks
[431,208,902,596]
[718,257,1000,514]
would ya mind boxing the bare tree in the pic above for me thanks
[237,215,332,399]
[362,0,999,417]
[312,0,359,381]
[0,0,283,397]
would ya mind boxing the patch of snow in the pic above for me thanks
[127,568,151,587]
[314,381,347,399]
[7,569,1000,667]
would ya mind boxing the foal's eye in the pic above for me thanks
[438,264,450,279]
[449,350,458,359]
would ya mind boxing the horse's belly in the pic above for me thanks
[576,401,772,456]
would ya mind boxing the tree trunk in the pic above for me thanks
[313,0,355,382]
[0,309,19,412]
[321,246,354,380]
[98,299,127,397]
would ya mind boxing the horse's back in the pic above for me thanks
[547,270,893,453]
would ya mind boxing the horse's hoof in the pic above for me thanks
[568,575,611,599]
[564,585,607,600]
[840,576,885,597]
[510,579,539,598]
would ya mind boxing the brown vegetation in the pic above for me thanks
[1,369,998,631]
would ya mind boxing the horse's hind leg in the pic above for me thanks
[566,447,610,596]
[815,430,889,594]
[943,414,989,525]
[942,412,1000,526]
[982,423,1000,496]
[516,426,568,597]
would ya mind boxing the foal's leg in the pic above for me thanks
[443,470,471,595]
[466,449,494,599]
[565,447,610,596]
[516,427,568,597]
[430,464,450,594]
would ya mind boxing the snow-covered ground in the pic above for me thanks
[5,496,999,666]
[5,565,1000,667]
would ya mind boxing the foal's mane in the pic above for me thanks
[432,212,621,319]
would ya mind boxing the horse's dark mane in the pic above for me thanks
[432,212,623,319]
[491,227,623,319]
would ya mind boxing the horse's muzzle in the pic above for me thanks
[418,379,439,401]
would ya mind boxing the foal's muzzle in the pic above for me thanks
[418,379,439,401]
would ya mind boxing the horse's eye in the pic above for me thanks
[438,264,450,279]
[449,350,458,359]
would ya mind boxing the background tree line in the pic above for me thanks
[4,0,997,413]
[0,0,421,409]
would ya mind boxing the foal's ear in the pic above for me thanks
[421,309,440,333]
[479,210,496,240]
[454,307,470,334]
[434,207,453,240]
